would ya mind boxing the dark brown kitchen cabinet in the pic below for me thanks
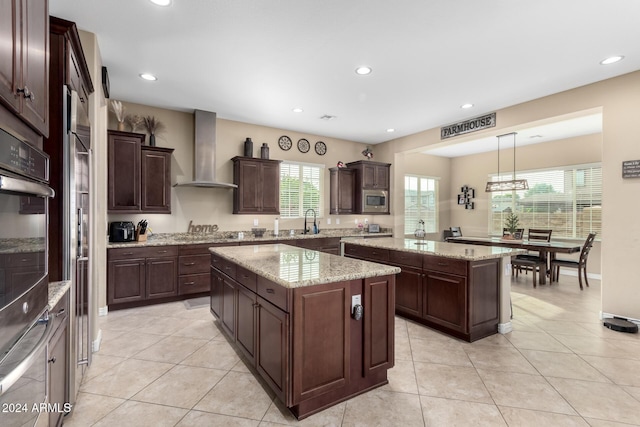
[346,160,391,190]
[236,283,257,363]
[289,237,341,255]
[232,156,281,214]
[108,130,174,213]
[255,295,288,402]
[329,167,355,214]
[48,287,69,427]
[0,0,49,136]
[107,246,178,308]
[424,271,467,334]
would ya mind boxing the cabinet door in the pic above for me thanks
[256,296,289,405]
[20,0,49,137]
[210,267,223,319]
[141,147,172,213]
[374,165,389,189]
[220,275,236,338]
[0,0,20,113]
[108,131,143,212]
[395,268,423,317]
[292,281,350,405]
[330,168,355,214]
[363,275,394,375]
[107,259,145,305]
[424,271,467,333]
[146,256,178,299]
[235,160,260,213]
[261,161,280,214]
[48,318,68,427]
[236,283,256,364]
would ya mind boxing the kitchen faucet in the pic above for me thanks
[303,208,318,234]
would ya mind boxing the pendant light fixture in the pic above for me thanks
[485,132,529,192]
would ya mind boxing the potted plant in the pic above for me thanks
[142,115,166,146]
[503,212,520,240]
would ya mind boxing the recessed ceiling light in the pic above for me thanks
[292,108,303,113]
[320,115,336,121]
[600,56,624,65]
[355,66,372,75]
[139,73,157,81]
[461,103,474,109]
[386,128,395,133]
[149,0,171,6]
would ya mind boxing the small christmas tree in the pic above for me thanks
[504,212,520,236]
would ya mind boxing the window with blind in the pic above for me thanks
[404,175,438,235]
[488,163,601,238]
[280,161,324,218]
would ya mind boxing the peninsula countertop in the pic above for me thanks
[210,243,400,288]
[107,229,392,249]
[341,237,526,260]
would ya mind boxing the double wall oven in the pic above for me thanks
[0,119,54,426]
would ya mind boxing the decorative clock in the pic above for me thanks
[297,138,310,153]
[278,135,292,151]
[314,141,327,155]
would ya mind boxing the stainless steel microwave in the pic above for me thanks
[362,189,388,213]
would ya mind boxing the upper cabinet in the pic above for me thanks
[0,0,49,137]
[108,130,174,214]
[232,156,281,214]
[329,167,355,215]
[346,160,391,190]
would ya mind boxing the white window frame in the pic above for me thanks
[279,161,324,219]
[404,174,439,235]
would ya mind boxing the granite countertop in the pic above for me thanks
[48,280,71,309]
[107,229,392,249]
[0,238,45,254]
[341,237,526,260]
[210,244,400,289]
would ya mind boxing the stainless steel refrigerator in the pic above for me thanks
[63,86,92,404]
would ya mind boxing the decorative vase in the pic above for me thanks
[244,137,253,157]
[149,134,156,147]
[117,121,125,131]
[260,143,269,159]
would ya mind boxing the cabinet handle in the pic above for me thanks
[224,266,231,270]
[266,288,275,294]
[183,281,195,286]
[241,274,250,279]
[183,262,196,266]
[122,252,133,256]
[422,273,426,278]
[157,250,168,254]
[17,86,35,101]
[437,262,449,267]
[19,258,29,263]
[48,357,57,364]
[54,308,66,317]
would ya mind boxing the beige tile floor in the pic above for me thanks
[63,275,640,426]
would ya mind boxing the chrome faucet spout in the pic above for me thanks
[304,208,317,235]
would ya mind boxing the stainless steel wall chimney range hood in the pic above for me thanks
[173,110,237,188]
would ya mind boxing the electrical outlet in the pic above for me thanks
[336,218,340,225]
[327,218,331,225]
[253,219,259,226]
[351,294,362,311]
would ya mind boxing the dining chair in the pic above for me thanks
[511,228,552,287]
[550,233,596,290]
[449,227,462,237]
[503,227,524,239]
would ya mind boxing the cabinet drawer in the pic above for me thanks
[109,245,178,260]
[179,254,210,275]
[6,252,45,267]
[179,242,238,256]
[236,265,257,292]
[51,291,69,329]
[257,276,289,312]
[424,256,467,276]
[344,244,389,262]
[211,255,237,279]
[179,273,210,295]
[389,250,422,268]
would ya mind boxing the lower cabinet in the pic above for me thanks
[48,288,70,427]
[344,243,499,342]
[210,253,394,419]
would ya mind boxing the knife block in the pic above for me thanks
[135,227,147,242]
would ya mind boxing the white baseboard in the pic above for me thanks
[92,329,102,352]
[557,270,602,280]
[98,306,108,317]
[498,322,513,334]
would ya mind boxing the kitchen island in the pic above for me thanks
[342,238,525,341]
[209,243,400,420]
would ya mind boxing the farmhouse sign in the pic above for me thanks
[441,112,496,139]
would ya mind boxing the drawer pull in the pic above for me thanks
[183,262,196,266]
[122,252,133,256]
[372,252,378,255]
[48,357,57,364]
[224,266,232,271]
[183,281,195,286]
[241,274,250,279]
[437,262,449,266]
[54,308,66,317]
[266,288,275,294]
[157,250,168,254]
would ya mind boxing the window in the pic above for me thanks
[488,163,601,238]
[279,161,324,218]
[404,175,438,235]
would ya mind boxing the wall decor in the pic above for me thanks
[315,141,327,155]
[297,138,310,153]
[622,160,640,178]
[458,185,475,210]
[278,135,292,151]
[441,112,496,139]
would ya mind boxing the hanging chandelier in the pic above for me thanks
[485,132,529,192]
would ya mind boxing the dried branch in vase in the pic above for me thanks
[124,114,143,132]
[142,116,166,135]
[110,100,125,123]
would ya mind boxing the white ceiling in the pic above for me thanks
[49,0,640,145]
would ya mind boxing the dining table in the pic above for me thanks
[446,236,582,284]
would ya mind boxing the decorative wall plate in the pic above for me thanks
[297,138,310,153]
[314,141,327,155]
[278,135,292,151]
